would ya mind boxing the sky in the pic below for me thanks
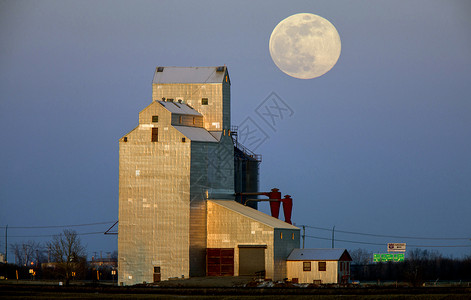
[1,0,470,260]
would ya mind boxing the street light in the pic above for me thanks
[111,269,116,285]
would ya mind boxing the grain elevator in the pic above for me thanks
[118,67,299,285]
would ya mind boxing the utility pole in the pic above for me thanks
[332,225,335,248]
[4,225,7,263]
[302,225,305,249]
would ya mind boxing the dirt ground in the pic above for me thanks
[152,276,254,287]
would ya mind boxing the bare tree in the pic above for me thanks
[350,248,372,265]
[10,241,42,266]
[47,229,86,285]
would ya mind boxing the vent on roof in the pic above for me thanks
[157,67,164,72]
[216,66,225,72]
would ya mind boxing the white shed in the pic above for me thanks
[286,249,352,284]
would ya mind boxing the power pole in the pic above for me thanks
[4,225,7,263]
[332,225,335,248]
[302,225,305,249]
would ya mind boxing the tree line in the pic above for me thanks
[1,229,116,285]
[349,248,471,286]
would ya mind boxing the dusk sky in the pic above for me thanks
[1,0,470,259]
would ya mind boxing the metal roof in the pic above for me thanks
[158,101,202,116]
[209,200,299,230]
[173,126,218,142]
[287,249,350,261]
[209,131,222,141]
[153,66,227,84]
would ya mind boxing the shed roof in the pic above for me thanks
[158,101,202,116]
[287,249,352,261]
[209,200,299,230]
[153,66,227,84]
[173,126,218,142]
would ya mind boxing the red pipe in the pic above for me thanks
[239,188,290,221]
[281,195,293,224]
[269,201,281,219]
[268,188,281,219]
[267,188,281,202]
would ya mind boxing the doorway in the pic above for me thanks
[238,246,266,276]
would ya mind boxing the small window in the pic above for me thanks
[280,232,283,239]
[225,75,228,82]
[318,261,326,271]
[182,137,186,143]
[151,128,158,142]
[292,233,295,240]
[154,266,160,273]
[192,117,195,125]
[202,98,208,105]
[123,137,128,142]
[179,116,182,124]
[167,98,174,102]
[152,115,159,123]
[303,262,311,272]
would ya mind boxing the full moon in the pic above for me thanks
[269,13,341,79]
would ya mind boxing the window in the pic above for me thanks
[280,232,283,239]
[318,261,326,271]
[182,137,186,143]
[154,266,160,273]
[192,117,195,125]
[179,116,182,124]
[123,137,128,142]
[152,115,159,123]
[151,128,158,142]
[292,233,295,240]
[303,262,311,272]
[202,98,208,105]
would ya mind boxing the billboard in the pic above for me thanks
[373,253,405,262]
[388,243,406,252]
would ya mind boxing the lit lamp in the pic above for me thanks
[111,269,117,285]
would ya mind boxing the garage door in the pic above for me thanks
[207,248,234,276]
[239,246,265,276]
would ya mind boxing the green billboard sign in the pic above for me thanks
[373,253,405,262]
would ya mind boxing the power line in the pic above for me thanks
[305,234,471,248]
[302,225,471,241]
[306,234,385,246]
[8,231,106,238]
[0,221,115,229]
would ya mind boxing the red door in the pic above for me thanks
[207,248,234,276]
